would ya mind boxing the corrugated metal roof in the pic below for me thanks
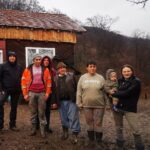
[0,10,86,32]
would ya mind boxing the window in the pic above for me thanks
[25,47,55,67]
[0,50,3,64]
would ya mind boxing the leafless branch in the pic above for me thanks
[85,15,119,31]
[127,0,149,7]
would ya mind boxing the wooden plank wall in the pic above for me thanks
[0,27,77,43]
[6,40,75,69]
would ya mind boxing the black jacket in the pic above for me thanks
[0,62,23,93]
[112,76,141,112]
[55,72,77,107]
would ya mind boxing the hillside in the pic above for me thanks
[75,26,150,96]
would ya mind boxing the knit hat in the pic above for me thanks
[56,62,67,69]
[32,53,42,60]
[7,51,17,57]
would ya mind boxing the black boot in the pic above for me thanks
[95,132,103,144]
[116,139,124,149]
[61,126,68,140]
[133,134,145,150]
[87,130,95,141]
[85,131,95,147]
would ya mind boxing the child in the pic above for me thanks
[104,69,119,112]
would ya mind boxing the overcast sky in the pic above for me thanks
[38,0,150,37]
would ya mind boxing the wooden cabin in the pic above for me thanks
[0,9,85,68]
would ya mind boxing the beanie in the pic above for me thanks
[56,62,67,69]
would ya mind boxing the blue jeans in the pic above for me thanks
[59,100,80,133]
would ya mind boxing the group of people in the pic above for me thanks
[0,51,145,150]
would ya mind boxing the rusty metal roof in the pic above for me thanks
[0,10,86,32]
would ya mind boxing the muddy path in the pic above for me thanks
[0,99,150,150]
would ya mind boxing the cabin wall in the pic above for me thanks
[0,28,76,43]
[6,39,75,69]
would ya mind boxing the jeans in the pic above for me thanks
[0,91,20,128]
[59,100,80,133]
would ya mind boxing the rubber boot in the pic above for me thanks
[95,132,103,145]
[40,125,46,138]
[116,139,124,149]
[61,126,68,140]
[133,134,145,150]
[85,131,95,147]
[30,124,36,136]
[95,132,103,143]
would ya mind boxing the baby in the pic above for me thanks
[104,69,118,111]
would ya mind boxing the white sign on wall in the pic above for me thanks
[25,47,55,67]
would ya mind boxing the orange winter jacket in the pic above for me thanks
[21,65,51,97]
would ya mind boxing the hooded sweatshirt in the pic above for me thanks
[0,52,23,93]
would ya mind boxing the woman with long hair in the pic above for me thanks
[39,56,56,133]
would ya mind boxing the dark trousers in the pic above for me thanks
[45,96,51,129]
[0,92,20,129]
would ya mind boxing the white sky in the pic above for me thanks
[38,0,150,37]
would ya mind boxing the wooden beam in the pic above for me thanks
[0,27,77,43]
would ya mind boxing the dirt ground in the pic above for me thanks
[0,99,150,150]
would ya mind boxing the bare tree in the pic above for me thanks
[0,0,45,12]
[127,0,149,7]
[85,15,119,31]
[47,8,64,14]
[132,29,150,39]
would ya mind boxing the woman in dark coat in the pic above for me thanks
[111,64,145,150]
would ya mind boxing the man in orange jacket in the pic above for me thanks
[21,54,51,138]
